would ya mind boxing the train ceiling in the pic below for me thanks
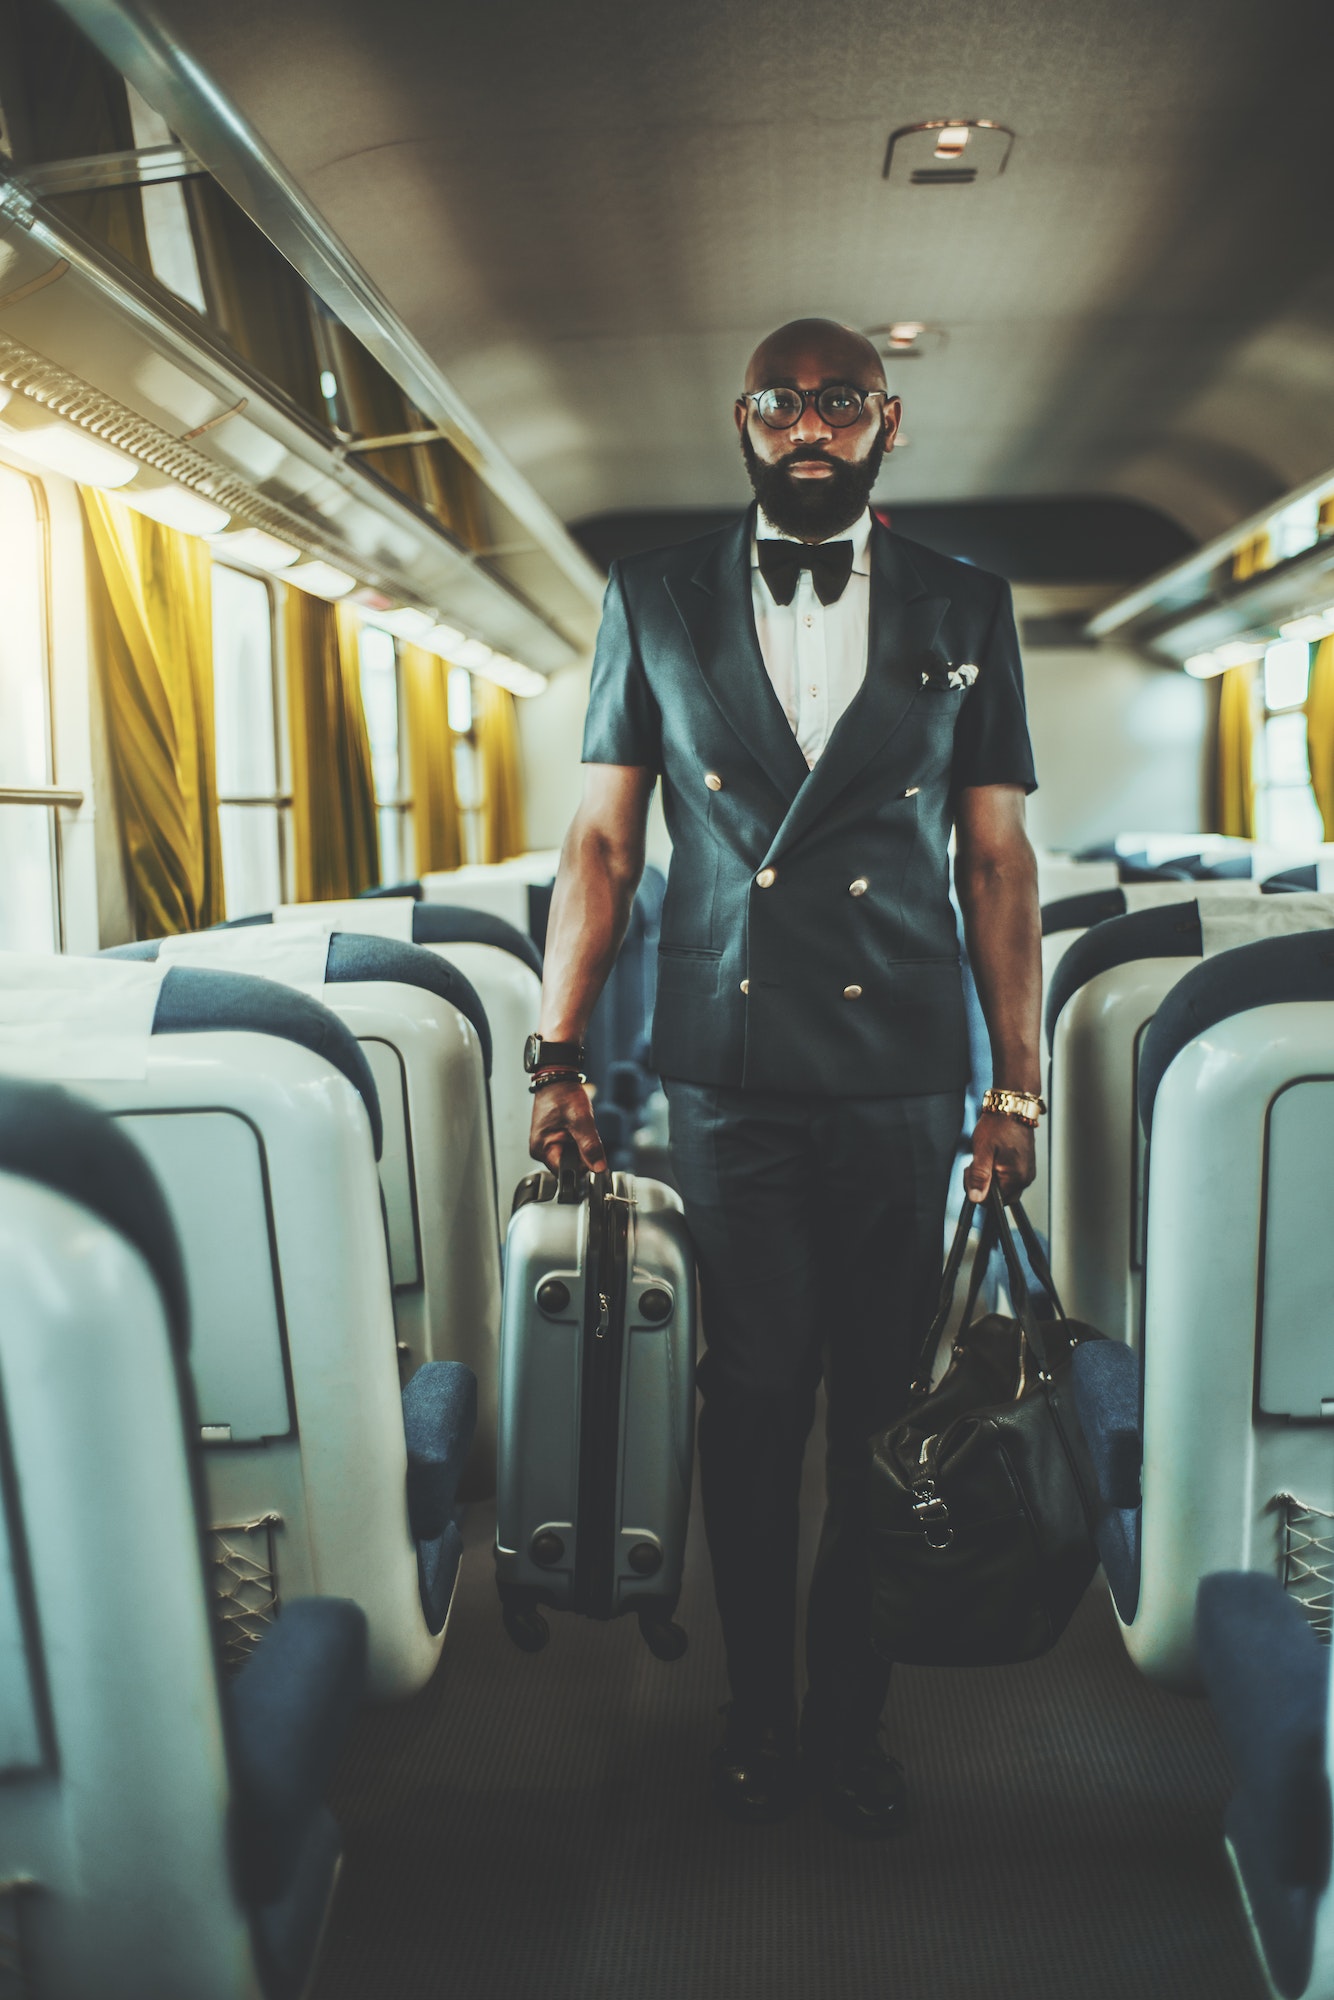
[62,0,1334,546]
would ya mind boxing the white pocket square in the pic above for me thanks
[920,662,979,692]
[947,663,979,690]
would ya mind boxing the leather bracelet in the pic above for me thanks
[529,1068,586,1095]
[981,1086,1046,1128]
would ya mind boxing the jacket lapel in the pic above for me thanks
[759,521,950,868]
[665,510,812,804]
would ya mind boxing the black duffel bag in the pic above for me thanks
[870,1184,1104,1667]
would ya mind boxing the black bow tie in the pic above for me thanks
[757,537,855,607]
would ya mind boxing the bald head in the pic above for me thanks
[743,318,887,395]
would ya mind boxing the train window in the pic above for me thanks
[0,463,58,952]
[212,564,287,916]
[1254,639,1323,847]
[359,623,414,883]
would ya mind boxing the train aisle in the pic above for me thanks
[315,1425,1265,2000]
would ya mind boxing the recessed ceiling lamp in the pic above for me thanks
[121,480,230,537]
[364,605,437,641]
[285,559,356,600]
[480,655,547,699]
[0,412,137,488]
[1279,608,1334,642]
[934,126,970,159]
[886,321,927,349]
[209,526,301,571]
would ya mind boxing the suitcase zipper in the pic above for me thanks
[572,1177,631,1615]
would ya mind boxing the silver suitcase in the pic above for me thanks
[495,1144,695,1659]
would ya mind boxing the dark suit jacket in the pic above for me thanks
[582,507,1036,1095]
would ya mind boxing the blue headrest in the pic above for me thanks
[1045,902,1204,1048]
[324,934,492,1077]
[152,967,384,1159]
[108,934,492,1080]
[359,881,423,901]
[1117,858,1197,883]
[1041,887,1127,937]
[1265,866,1319,895]
[0,1076,189,1344]
[1138,929,1334,1137]
[411,904,542,977]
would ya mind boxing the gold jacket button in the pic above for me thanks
[903,786,920,798]
[755,867,776,888]
[849,877,868,897]
[739,979,750,995]
[843,984,863,1000]
[705,772,723,791]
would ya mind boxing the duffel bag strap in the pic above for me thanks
[1006,1197,1070,1325]
[908,1193,999,1396]
[986,1186,1062,1380]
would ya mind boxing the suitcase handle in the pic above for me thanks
[556,1138,589,1205]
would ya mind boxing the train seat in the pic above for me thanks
[0,954,475,1699]
[1034,852,1120,906]
[419,857,558,943]
[1070,926,1334,1690]
[1046,890,1334,1347]
[0,1074,367,2000]
[108,926,502,1500]
[230,898,541,1215]
[1196,1573,1334,2000]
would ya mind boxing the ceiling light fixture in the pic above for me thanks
[1214,638,1268,668]
[451,637,495,671]
[424,623,467,658]
[0,415,137,488]
[285,559,356,600]
[886,321,927,348]
[934,126,971,159]
[208,527,301,571]
[364,605,437,641]
[1183,653,1225,679]
[1279,609,1334,642]
[478,654,547,699]
[121,480,230,537]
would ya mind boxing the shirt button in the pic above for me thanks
[843,984,863,1000]
[755,868,776,889]
[739,979,750,995]
[804,615,813,628]
[849,878,868,897]
[705,772,723,791]
[809,685,818,697]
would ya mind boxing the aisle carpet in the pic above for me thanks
[313,1441,1264,2000]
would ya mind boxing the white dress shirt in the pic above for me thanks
[751,507,874,768]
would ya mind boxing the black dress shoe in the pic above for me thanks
[709,1707,804,1825]
[803,1730,907,1837]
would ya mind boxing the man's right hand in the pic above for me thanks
[529,1079,608,1175]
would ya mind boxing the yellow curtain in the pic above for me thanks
[1319,498,1334,539]
[1308,636,1334,840]
[83,489,224,937]
[1216,663,1257,838]
[286,593,380,900]
[402,644,462,872]
[1232,532,1273,583]
[474,678,527,863]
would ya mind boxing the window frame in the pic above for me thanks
[358,625,414,885]
[0,465,73,951]
[1252,641,1323,848]
[212,563,292,911]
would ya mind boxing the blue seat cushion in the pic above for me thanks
[411,903,543,977]
[1138,930,1334,1137]
[417,1513,466,1634]
[0,1076,189,1344]
[1045,901,1204,1049]
[1070,1341,1143,1620]
[151,965,384,1159]
[250,1804,343,2000]
[227,1597,367,1906]
[1198,1572,1332,1997]
[1266,865,1320,894]
[402,1361,478,1543]
[359,881,423,900]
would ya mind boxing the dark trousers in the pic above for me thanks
[662,1078,963,1738]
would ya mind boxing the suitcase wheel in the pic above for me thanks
[638,1612,688,1662]
[502,1601,551,1653]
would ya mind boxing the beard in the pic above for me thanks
[740,423,887,541]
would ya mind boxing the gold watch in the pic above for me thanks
[981,1087,1047,1128]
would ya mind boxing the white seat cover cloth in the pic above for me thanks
[0,953,164,1080]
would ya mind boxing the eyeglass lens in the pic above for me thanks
[753,385,869,430]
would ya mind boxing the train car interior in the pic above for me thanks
[1,1,1333,1995]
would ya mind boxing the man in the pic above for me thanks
[527,317,1042,1835]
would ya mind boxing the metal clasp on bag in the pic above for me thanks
[911,1479,954,1551]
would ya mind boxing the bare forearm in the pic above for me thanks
[957,842,1041,1095]
[540,814,644,1040]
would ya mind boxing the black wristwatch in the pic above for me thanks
[523,1034,587,1076]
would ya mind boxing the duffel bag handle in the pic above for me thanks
[985,1186,1062,1381]
[909,1194,999,1396]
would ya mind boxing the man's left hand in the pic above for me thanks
[964,1109,1036,1205]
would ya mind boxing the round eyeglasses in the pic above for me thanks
[741,384,889,431]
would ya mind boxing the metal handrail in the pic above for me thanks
[0,786,83,809]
